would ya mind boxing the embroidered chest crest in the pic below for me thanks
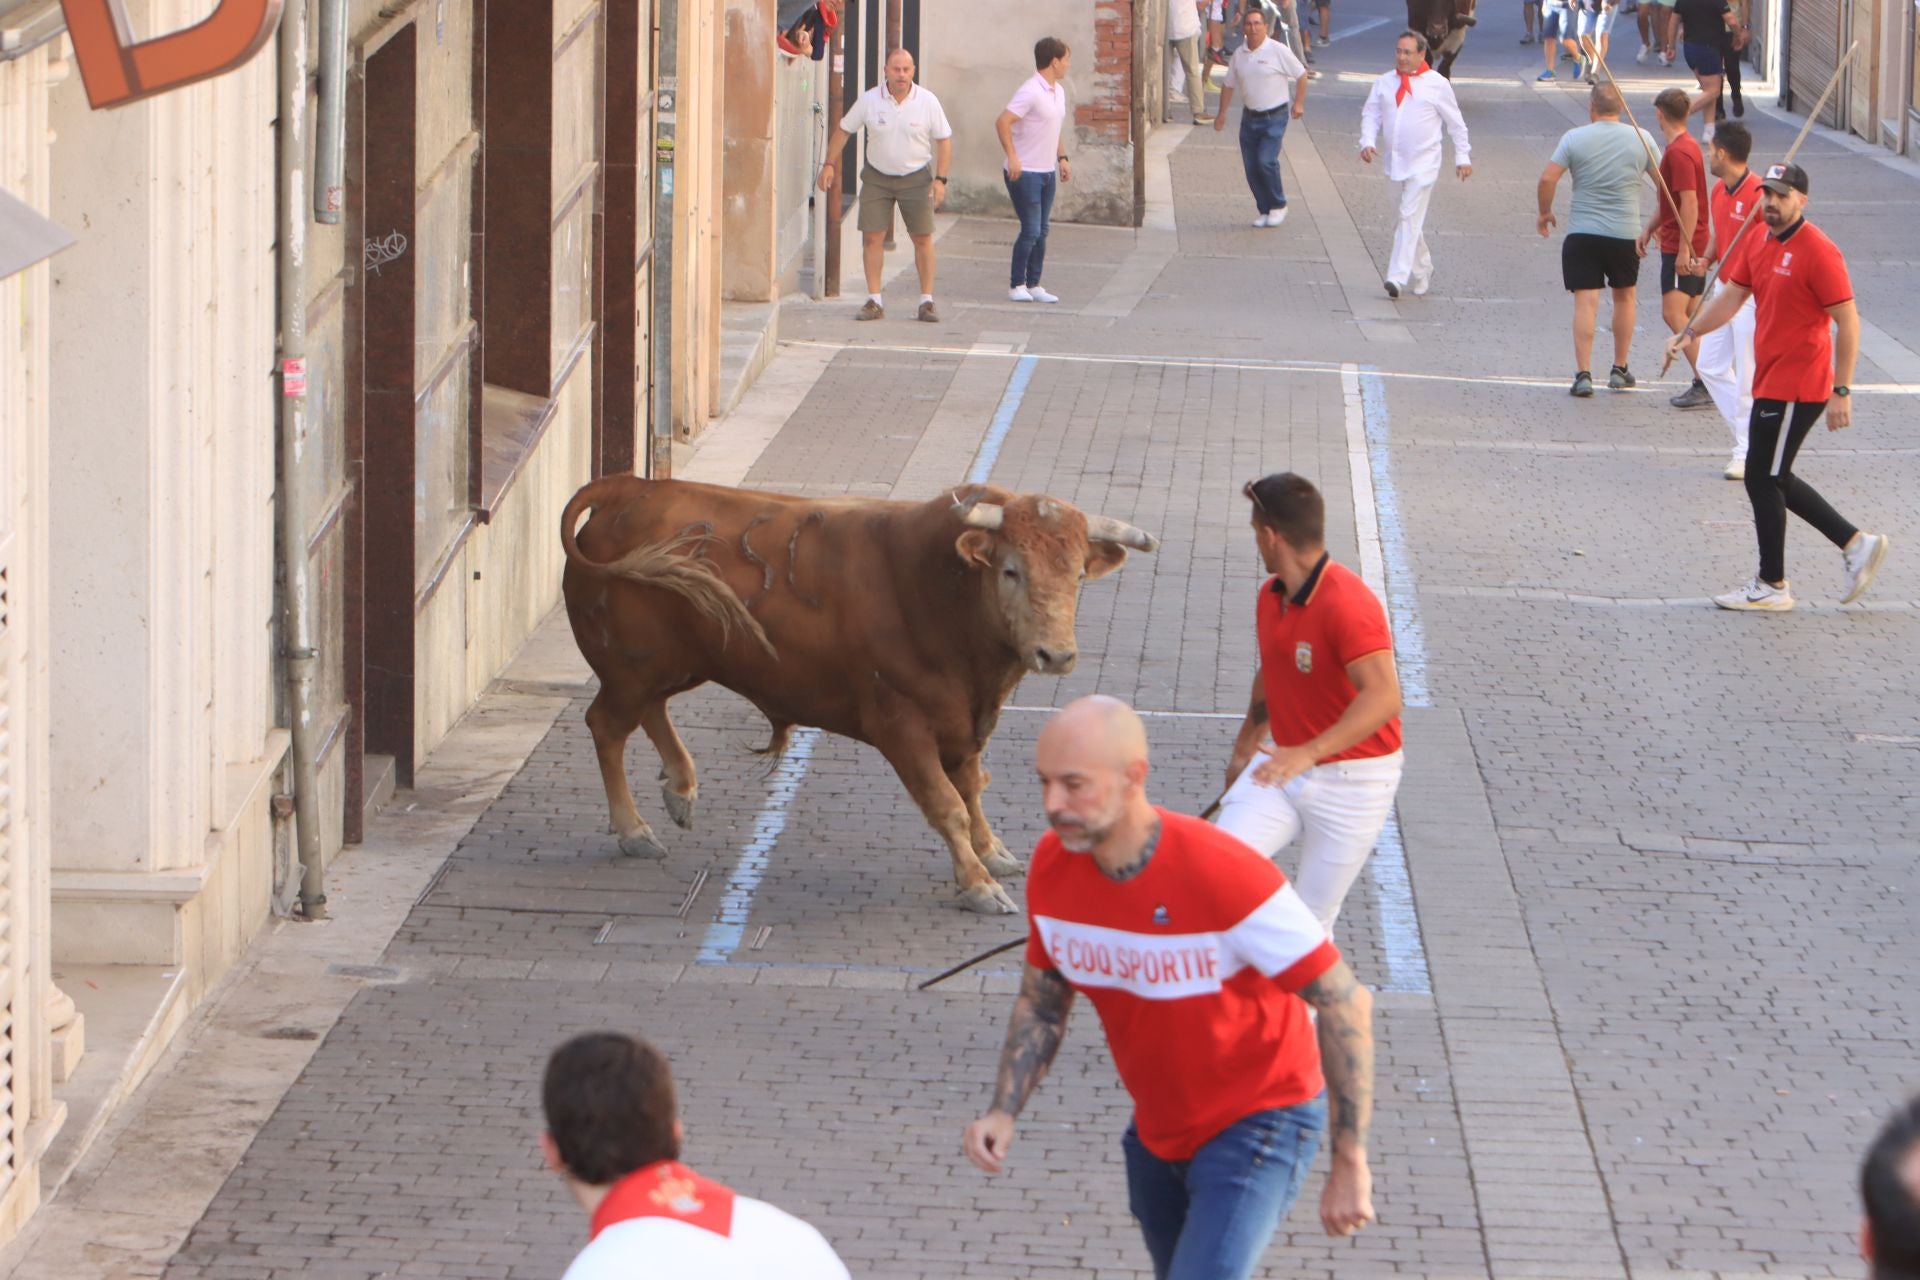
[1294,641,1313,673]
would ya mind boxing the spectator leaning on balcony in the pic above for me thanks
[819,47,953,324]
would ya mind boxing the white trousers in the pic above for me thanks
[1387,179,1436,288]
[1214,750,1404,932]
[1697,288,1756,451]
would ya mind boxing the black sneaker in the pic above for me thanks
[1732,91,1745,117]
[1670,379,1714,409]
[1571,371,1595,398]
[1608,364,1636,390]
[1384,279,1401,299]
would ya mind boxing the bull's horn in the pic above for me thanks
[1085,515,1160,552]
[956,501,1005,530]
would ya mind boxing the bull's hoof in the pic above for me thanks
[616,830,668,859]
[982,842,1027,879]
[662,786,696,831]
[960,881,1019,915]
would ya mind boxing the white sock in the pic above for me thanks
[869,293,883,306]
[920,293,933,305]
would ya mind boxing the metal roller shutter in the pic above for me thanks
[1790,0,1844,126]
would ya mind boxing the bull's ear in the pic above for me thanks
[1083,542,1128,581]
[955,529,996,568]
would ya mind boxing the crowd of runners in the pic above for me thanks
[541,6,1905,1279]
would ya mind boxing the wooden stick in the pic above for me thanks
[1661,41,1861,373]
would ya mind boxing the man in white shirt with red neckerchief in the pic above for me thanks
[964,695,1377,1280]
[1217,472,1404,935]
[544,1032,850,1280]
[1359,29,1472,299]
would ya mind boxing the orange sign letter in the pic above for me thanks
[62,0,284,110]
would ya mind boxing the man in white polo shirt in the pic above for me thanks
[1215,5,1310,227]
[544,1031,850,1280]
[819,46,953,323]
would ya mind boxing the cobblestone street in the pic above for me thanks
[20,2,1918,1276]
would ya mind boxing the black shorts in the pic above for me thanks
[1660,251,1707,296]
[1562,233,1640,291]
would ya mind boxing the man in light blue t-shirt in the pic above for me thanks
[1536,83,1661,398]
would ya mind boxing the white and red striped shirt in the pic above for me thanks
[562,1161,850,1280]
[1025,809,1338,1161]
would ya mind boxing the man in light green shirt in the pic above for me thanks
[1536,84,1661,398]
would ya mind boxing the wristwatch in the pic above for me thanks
[934,175,949,184]
[1832,385,1851,397]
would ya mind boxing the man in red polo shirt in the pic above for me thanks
[1669,162,1891,610]
[543,1031,850,1279]
[1641,87,1715,411]
[1216,472,1404,933]
[962,696,1378,1280]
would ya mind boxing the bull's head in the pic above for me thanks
[952,493,1158,675]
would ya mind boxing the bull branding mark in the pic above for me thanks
[62,0,284,111]
[785,511,826,609]
[738,515,775,604]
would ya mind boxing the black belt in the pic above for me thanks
[1245,104,1286,116]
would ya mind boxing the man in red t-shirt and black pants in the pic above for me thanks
[1669,162,1891,610]
[1640,88,1715,410]
[1216,472,1404,933]
[963,695,1377,1279]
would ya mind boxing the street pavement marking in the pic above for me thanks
[1323,15,1393,43]
[698,728,821,964]
[1349,362,1433,994]
[968,353,1039,485]
[1003,705,1242,719]
[781,340,1917,395]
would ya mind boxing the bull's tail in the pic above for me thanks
[561,480,776,659]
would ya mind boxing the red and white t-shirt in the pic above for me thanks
[562,1161,850,1280]
[1256,557,1402,764]
[1025,810,1339,1161]
[1708,168,1763,267]
[1722,218,1854,403]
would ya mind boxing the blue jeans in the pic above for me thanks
[1004,169,1056,288]
[1122,1096,1327,1280]
[1237,109,1289,215]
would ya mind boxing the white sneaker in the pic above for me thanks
[1840,531,1890,604]
[1724,452,1746,481]
[1635,44,1652,63]
[1252,212,1274,227]
[1714,577,1794,611]
[1411,274,1431,296]
[1660,50,1674,65]
[1028,286,1059,304]
[1009,285,1033,302]
[1267,207,1289,227]
[1703,123,1717,143]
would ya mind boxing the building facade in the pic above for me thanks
[0,0,822,1249]
[1781,0,1920,156]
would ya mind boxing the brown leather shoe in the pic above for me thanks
[856,299,884,321]
[917,300,939,323]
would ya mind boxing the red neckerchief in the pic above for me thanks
[589,1160,736,1241]
[1395,61,1430,106]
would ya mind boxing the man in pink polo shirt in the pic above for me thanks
[995,37,1073,305]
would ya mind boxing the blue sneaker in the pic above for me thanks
[1574,57,1586,77]
[1536,67,1556,80]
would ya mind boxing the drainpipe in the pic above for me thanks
[277,0,328,919]
[652,0,679,472]
[314,0,347,223]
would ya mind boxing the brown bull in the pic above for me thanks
[559,477,1158,914]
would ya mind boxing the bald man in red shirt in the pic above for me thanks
[1217,473,1404,933]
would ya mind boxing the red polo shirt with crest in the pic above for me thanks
[1256,556,1401,764]
[1722,217,1853,403]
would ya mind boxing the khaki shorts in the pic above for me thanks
[858,164,935,236]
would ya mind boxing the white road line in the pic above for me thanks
[1347,361,1433,995]
[698,729,821,964]
[969,354,1038,485]
[1324,15,1392,43]
[1002,705,1242,720]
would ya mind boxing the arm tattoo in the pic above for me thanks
[1249,697,1270,726]
[1104,817,1162,883]
[1301,962,1375,1156]
[991,965,1075,1116]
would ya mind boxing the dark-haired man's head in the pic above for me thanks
[1863,1097,1920,1279]
[1243,472,1325,574]
[541,1032,682,1199]
[1034,36,1070,74]
[1709,120,1752,172]
[1653,87,1690,129]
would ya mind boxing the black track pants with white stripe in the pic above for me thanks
[1744,398,1858,585]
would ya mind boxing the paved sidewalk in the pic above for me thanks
[9,4,1916,1277]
